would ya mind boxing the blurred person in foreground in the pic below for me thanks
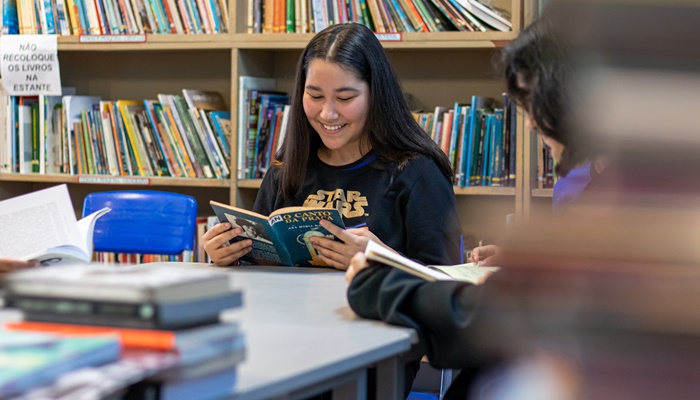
[470,13,604,266]
[343,15,598,399]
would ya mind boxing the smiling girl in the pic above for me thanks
[203,23,463,272]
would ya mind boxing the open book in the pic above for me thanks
[210,201,345,267]
[365,240,499,284]
[0,185,110,266]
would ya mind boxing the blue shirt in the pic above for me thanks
[552,163,593,213]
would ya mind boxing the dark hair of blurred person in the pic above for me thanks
[500,16,595,178]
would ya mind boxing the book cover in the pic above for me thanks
[153,346,245,382]
[0,185,110,266]
[117,100,154,176]
[245,89,286,179]
[364,240,499,284]
[4,262,234,303]
[210,201,346,267]
[0,332,120,398]
[253,94,289,178]
[6,321,242,352]
[62,95,101,174]
[170,95,215,178]
[8,289,243,330]
[39,87,75,174]
[207,111,232,163]
[237,77,276,179]
[2,0,20,34]
[126,367,238,400]
[144,100,184,177]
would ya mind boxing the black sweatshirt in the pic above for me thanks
[253,151,463,266]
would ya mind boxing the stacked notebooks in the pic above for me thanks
[1,263,245,399]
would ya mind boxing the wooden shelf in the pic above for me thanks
[57,34,234,51]
[237,179,264,188]
[53,31,517,51]
[232,31,517,50]
[237,180,515,196]
[0,174,230,188]
[531,188,554,198]
[454,186,516,196]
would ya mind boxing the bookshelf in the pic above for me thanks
[0,0,530,249]
[520,0,554,221]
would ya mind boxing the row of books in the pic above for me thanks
[237,77,290,180]
[2,0,229,35]
[0,87,232,179]
[536,138,555,189]
[92,215,217,264]
[235,79,517,187]
[2,263,245,398]
[246,0,512,34]
[414,94,517,188]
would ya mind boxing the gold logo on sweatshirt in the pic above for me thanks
[303,189,368,218]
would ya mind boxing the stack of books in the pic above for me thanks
[0,330,121,398]
[2,263,245,399]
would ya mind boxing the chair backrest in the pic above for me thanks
[82,190,198,255]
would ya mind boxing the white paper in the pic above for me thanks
[0,35,62,96]
[77,207,111,255]
[0,185,81,259]
[365,240,452,281]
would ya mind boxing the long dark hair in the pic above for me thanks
[500,17,589,177]
[277,23,453,199]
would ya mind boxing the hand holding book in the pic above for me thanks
[350,240,500,284]
[309,219,386,271]
[208,201,346,267]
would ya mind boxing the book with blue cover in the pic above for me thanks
[210,201,345,267]
[8,289,243,330]
[0,331,120,398]
[1,0,19,34]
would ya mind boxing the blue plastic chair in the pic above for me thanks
[82,190,198,255]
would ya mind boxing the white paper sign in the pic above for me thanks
[0,35,61,96]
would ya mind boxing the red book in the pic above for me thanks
[6,321,239,351]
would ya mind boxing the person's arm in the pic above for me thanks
[347,254,483,368]
[0,258,39,277]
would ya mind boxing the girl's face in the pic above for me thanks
[303,59,370,165]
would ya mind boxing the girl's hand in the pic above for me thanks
[309,220,387,271]
[345,252,370,284]
[202,223,253,266]
[0,258,39,277]
[469,244,501,266]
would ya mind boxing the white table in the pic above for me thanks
[215,265,417,400]
[1,263,417,400]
